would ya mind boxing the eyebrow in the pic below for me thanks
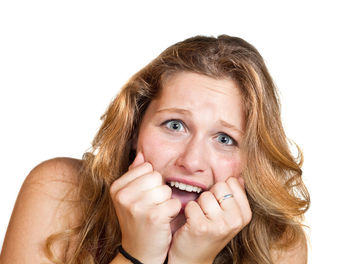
[155,107,192,115]
[219,120,243,135]
[156,107,243,135]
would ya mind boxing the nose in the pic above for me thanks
[175,136,208,174]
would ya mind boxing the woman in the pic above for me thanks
[0,35,310,263]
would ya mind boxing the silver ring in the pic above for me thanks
[218,194,234,204]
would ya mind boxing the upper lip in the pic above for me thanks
[165,177,208,191]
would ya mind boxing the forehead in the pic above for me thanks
[161,72,237,96]
[151,72,245,129]
[159,72,241,105]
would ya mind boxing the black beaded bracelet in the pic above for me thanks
[119,245,144,264]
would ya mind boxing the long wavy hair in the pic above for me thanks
[46,35,310,264]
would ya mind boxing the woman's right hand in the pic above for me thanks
[110,152,181,264]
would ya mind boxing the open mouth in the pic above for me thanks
[167,181,204,209]
[169,181,203,193]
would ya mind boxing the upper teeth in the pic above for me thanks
[169,181,202,193]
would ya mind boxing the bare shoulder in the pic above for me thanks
[0,157,83,264]
[270,233,308,264]
[27,157,82,183]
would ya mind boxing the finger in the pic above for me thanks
[110,162,153,193]
[208,182,244,227]
[123,171,163,194]
[208,180,250,235]
[141,184,172,205]
[129,151,145,169]
[157,198,182,220]
[210,182,237,212]
[196,191,222,220]
[226,177,252,223]
[184,200,206,224]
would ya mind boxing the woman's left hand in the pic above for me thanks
[167,177,252,264]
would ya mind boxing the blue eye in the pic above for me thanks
[216,133,236,146]
[164,120,185,132]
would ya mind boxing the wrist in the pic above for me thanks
[109,252,132,264]
[118,245,166,264]
[167,252,213,264]
[119,246,144,264]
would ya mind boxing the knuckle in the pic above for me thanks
[109,183,117,196]
[152,171,162,181]
[114,189,129,205]
[142,171,162,185]
[164,184,171,191]
[217,223,228,236]
[186,200,196,207]
[173,198,182,209]
[144,162,153,171]
[246,210,253,223]
[209,184,219,193]
[109,179,121,195]
[195,222,209,235]
[146,209,161,224]
[227,176,237,183]
[129,202,142,216]
[226,177,238,187]
[199,191,212,200]
[231,216,244,230]
[163,184,172,196]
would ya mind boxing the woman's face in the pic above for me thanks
[136,72,245,213]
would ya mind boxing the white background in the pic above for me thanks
[1,1,349,263]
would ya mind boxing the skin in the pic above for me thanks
[110,72,252,264]
[0,72,307,264]
[0,158,82,263]
[138,72,248,233]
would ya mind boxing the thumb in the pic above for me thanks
[129,151,145,169]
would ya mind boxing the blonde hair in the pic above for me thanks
[46,35,310,263]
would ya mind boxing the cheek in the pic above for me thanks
[137,130,179,172]
[214,154,242,182]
